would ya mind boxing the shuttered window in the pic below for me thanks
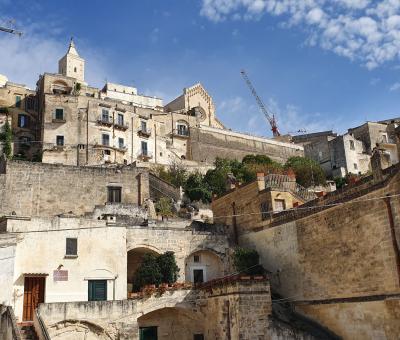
[66,238,78,256]
[108,186,122,203]
[88,280,107,301]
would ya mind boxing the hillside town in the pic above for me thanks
[0,32,400,340]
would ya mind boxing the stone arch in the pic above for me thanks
[185,249,223,283]
[49,319,113,340]
[51,80,71,94]
[137,307,205,340]
[127,246,161,294]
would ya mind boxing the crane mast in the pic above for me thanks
[240,70,280,137]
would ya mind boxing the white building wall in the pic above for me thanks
[6,217,127,321]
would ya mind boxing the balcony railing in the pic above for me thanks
[172,129,190,137]
[137,150,153,160]
[52,114,66,123]
[117,145,128,152]
[265,174,316,202]
[97,115,113,126]
[138,127,152,137]
[114,121,129,130]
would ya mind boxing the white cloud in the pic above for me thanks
[389,82,400,91]
[200,0,400,69]
[0,17,111,89]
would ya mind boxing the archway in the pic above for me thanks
[48,320,113,340]
[138,307,204,340]
[185,250,223,284]
[127,247,160,294]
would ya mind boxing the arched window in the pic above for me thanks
[74,67,77,72]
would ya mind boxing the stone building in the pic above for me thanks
[213,146,400,339]
[296,120,400,178]
[0,39,303,167]
[0,158,340,340]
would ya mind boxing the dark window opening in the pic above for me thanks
[260,202,269,221]
[56,135,64,146]
[194,335,205,340]
[15,95,21,108]
[66,238,78,256]
[102,134,110,146]
[141,141,148,156]
[55,108,64,120]
[117,113,124,126]
[108,186,122,203]
[193,255,200,263]
[193,269,204,284]
[104,149,111,155]
[18,114,28,128]
[88,280,107,301]
[139,326,157,340]
[118,137,124,149]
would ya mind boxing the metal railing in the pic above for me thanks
[264,174,316,201]
[173,128,189,137]
[97,115,113,125]
[114,120,129,129]
[137,150,153,159]
[138,127,152,135]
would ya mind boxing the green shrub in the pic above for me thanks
[0,121,12,159]
[233,248,264,275]
[155,197,173,220]
[157,251,179,284]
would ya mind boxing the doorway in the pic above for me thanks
[139,326,157,340]
[23,276,45,321]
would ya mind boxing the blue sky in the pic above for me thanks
[1,0,400,137]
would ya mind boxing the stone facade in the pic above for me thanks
[0,40,304,167]
[0,158,149,217]
[234,163,400,339]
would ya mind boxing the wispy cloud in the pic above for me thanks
[389,82,400,91]
[0,15,111,89]
[200,0,400,69]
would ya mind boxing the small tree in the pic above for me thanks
[233,248,264,275]
[155,197,173,221]
[0,120,12,159]
[133,253,162,292]
[157,251,179,284]
[285,156,326,188]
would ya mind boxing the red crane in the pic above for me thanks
[240,69,280,137]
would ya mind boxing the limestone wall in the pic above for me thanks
[0,160,149,217]
[189,126,304,164]
[238,170,400,339]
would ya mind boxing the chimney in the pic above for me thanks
[257,172,265,191]
[371,147,384,183]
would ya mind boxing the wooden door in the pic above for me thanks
[23,276,45,321]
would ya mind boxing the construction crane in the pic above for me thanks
[0,20,22,36]
[240,69,280,137]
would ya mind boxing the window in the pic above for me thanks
[55,108,64,120]
[102,134,110,146]
[117,113,124,126]
[141,141,148,156]
[26,97,35,110]
[141,120,147,132]
[193,269,204,284]
[354,163,358,170]
[104,149,111,155]
[15,95,21,108]
[193,255,200,263]
[349,140,355,150]
[56,135,64,146]
[74,67,77,73]
[108,186,121,203]
[260,201,269,221]
[274,199,285,212]
[88,280,107,301]
[194,335,205,340]
[18,114,28,128]
[66,238,77,256]
[140,327,157,340]
[118,137,124,149]
[102,109,109,122]
[177,123,188,136]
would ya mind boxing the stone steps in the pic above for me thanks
[18,322,39,340]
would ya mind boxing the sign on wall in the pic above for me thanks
[53,270,68,281]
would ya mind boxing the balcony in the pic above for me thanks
[114,121,129,131]
[172,129,190,138]
[117,145,128,152]
[97,115,113,127]
[137,127,152,138]
[137,150,153,161]
[52,114,66,124]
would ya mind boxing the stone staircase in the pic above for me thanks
[18,322,39,340]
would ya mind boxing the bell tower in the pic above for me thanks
[58,38,85,83]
